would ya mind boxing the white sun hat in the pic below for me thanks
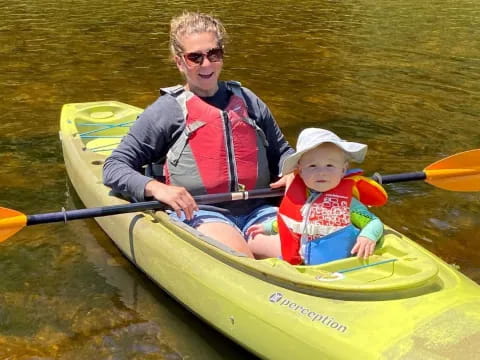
[281,128,368,175]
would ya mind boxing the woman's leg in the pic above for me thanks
[248,234,281,259]
[241,205,281,259]
[196,222,254,258]
[170,208,253,258]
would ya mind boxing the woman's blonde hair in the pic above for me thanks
[169,12,227,58]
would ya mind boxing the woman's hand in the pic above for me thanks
[351,236,376,259]
[145,180,198,220]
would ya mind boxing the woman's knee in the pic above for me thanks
[196,222,254,258]
[248,234,281,259]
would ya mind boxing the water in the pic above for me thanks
[1,0,479,358]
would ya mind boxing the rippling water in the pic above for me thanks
[1,0,479,358]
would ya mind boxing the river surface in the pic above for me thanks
[1,0,479,358]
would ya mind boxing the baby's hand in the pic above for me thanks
[245,224,266,239]
[351,236,376,259]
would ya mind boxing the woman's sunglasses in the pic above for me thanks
[181,47,224,67]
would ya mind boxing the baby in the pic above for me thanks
[247,128,387,265]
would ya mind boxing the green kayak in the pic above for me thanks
[60,101,480,359]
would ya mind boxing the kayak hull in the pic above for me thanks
[60,101,480,359]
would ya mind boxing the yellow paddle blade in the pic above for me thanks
[424,149,480,191]
[0,207,27,243]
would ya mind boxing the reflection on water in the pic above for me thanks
[0,191,254,359]
[1,0,479,358]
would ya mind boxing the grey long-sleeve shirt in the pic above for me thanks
[103,81,294,215]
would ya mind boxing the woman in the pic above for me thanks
[103,12,293,258]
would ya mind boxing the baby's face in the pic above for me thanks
[298,143,348,192]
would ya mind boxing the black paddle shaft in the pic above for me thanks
[24,171,432,226]
[26,201,166,225]
[373,171,427,184]
[26,187,285,226]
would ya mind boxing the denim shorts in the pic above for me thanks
[169,204,278,239]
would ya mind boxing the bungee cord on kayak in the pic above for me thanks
[77,120,134,137]
[76,120,135,153]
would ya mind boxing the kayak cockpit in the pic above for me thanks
[156,212,442,300]
[255,227,440,298]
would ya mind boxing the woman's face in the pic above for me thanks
[175,32,223,97]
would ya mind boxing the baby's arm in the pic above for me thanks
[350,198,384,258]
[246,219,278,239]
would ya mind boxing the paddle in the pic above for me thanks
[0,187,284,243]
[1,149,479,243]
[372,149,480,192]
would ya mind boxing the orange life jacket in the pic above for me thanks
[278,172,387,265]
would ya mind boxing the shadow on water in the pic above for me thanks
[0,184,257,359]
[65,188,258,359]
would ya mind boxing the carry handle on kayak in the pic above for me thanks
[1,149,479,243]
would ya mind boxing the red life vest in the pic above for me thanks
[163,81,270,195]
[278,173,387,265]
